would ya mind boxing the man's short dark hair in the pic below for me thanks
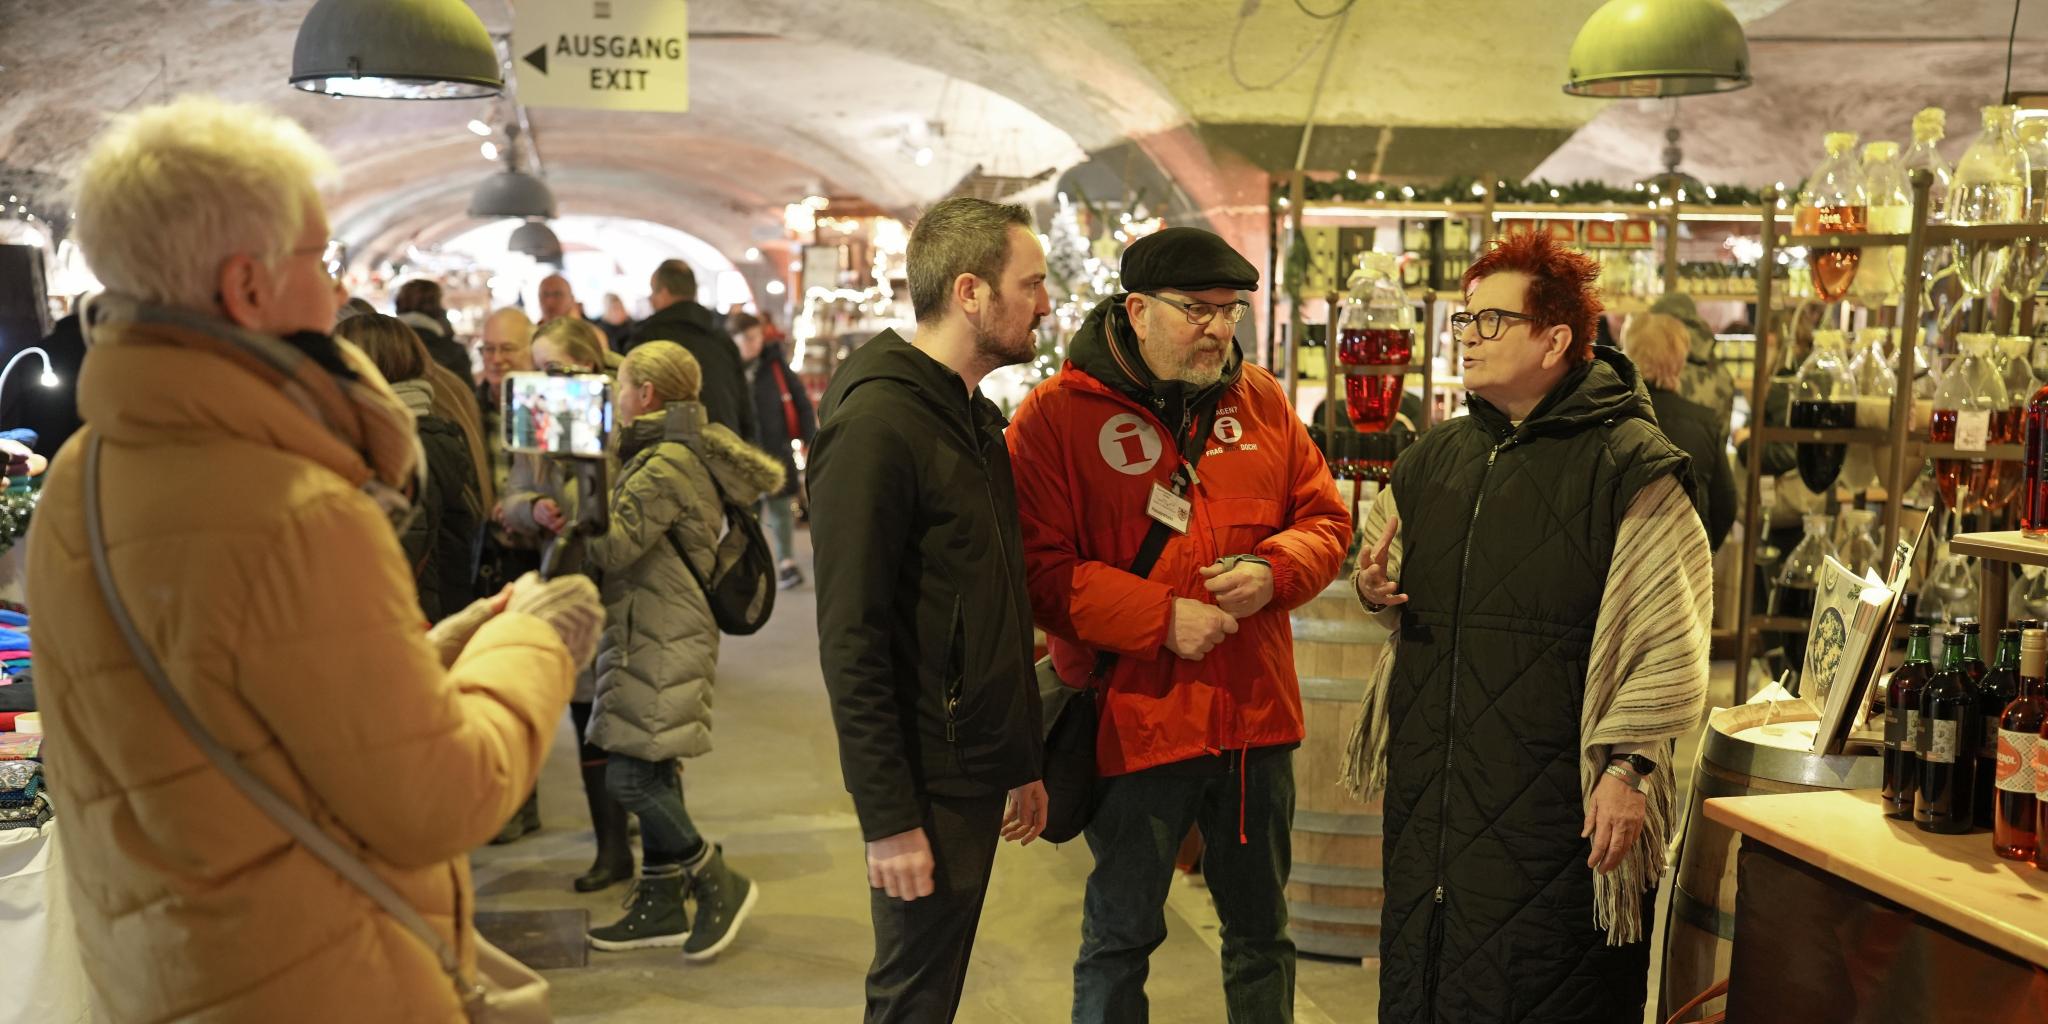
[652,259,697,302]
[907,198,1032,324]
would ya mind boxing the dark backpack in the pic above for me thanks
[666,448,777,635]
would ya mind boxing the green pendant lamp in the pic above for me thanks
[1563,0,1752,98]
[290,0,503,100]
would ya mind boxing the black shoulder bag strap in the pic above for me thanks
[1083,400,1222,683]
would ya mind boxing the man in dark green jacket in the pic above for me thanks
[810,197,1052,1023]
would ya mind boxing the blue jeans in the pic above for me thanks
[1073,751,1296,1024]
[760,495,798,567]
[605,753,704,867]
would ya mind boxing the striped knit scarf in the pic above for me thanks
[82,293,424,520]
[1341,475,1713,945]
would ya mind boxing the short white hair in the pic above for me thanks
[72,95,335,311]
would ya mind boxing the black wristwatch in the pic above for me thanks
[1609,753,1656,777]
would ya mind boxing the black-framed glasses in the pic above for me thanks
[1449,308,1537,340]
[1147,292,1251,326]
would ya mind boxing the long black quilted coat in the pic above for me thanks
[1380,349,1689,1023]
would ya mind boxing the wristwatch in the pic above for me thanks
[1219,554,1272,573]
[1608,753,1656,777]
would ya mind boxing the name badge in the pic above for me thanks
[1146,482,1192,534]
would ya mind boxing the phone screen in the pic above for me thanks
[503,372,613,458]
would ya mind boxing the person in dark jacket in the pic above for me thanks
[1349,233,1712,1024]
[731,311,817,588]
[625,260,756,439]
[1651,292,1735,440]
[1625,313,1736,550]
[334,314,483,623]
[0,310,86,463]
[809,197,1052,1024]
[395,278,475,385]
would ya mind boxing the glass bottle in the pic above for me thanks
[2000,628,2048,861]
[1886,624,1935,819]
[1771,513,1836,680]
[2025,355,2048,535]
[1917,629,1981,834]
[1795,131,1869,303]
[1988,336,2037,512]
[1978,627,2023,830]
[2008,120,2048,301]
[1903,107,1956,311]
[1902,107,1954,220]
[1960,618,1990,686]
[1950,105,2031,299]
[1931,333,2007,512]
[1854,141,1914,305]
[1337,251,1414,433]
[1790,329,1857,493]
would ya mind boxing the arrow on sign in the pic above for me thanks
[524,45,548,75]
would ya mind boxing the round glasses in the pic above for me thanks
[1449,308,1537,340]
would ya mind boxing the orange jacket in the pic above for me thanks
[1007,361,1350,776]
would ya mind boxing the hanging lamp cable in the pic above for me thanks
[2005,0,2023,101]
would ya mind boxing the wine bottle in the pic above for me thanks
[1997,629,2047,861]
[1959,619,1989,685]
[1918,630,1982,834]
[1884,624,1935,818]
[1977,628,2023,829]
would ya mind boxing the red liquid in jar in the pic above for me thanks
[1341,327,1413,433]
[1795,205,1868,302]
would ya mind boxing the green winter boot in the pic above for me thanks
[588,865,689,951]
[681,844,758,962]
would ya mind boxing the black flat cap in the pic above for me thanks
[1121,226,1260,294]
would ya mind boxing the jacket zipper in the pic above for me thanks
[1426,437,1508,1014]
[945,596,964,743]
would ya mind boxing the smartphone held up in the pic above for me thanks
[504,372,613,459]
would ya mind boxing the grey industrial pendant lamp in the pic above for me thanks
[468,125,557,219]
[509,221,564,265]
[290,0,502,100]
[1563,0,1752,98]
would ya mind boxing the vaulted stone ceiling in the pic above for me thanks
[1,0,2045,270]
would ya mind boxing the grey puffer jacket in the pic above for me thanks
[585,403,785,761]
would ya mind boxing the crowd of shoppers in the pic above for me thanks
[33,95,1716,1024]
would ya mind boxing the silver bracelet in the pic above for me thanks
[1602,763,1644,792]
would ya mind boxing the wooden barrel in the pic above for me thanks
[1661,701,1883,1019]
[1286,580,1390,962]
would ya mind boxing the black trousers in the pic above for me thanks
[865,792,1006,1024]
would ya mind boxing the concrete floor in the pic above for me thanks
[469,531,1738,1023]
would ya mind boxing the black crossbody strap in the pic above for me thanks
[1087,401,1223,683]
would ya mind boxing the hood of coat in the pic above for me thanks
[818,330,1005,446]
[1649,293,1718,365]
[1468,346,1659,442]
[618,403,785,504]
[77,296,422,496]
[1066,296,1243,434]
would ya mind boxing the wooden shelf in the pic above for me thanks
[1776,233,1912,249]
[1949,530,2048,567]
[1755,426,1892,445]
[1917,442,2026,461]
[1703,790,2048,968]
[1745,615,1818,633]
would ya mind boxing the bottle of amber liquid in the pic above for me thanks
[1977,628,2023,829]
[1917,630,1981,833]
[1997,629,2047,860]
[1884,624,1935,818]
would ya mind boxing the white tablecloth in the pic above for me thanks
[0,820,89,1023]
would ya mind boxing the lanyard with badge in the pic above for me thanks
[1145,404,1220,535]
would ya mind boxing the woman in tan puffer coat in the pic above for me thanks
[29,96,602,1022]
[582,341,783,963]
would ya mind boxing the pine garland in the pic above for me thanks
[1277,176,1769,208]
[0,485,40,558]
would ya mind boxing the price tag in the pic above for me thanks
[1956,410,1991,453]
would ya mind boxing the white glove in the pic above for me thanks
[504,572,603,668]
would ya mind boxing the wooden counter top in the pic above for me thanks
[1703,790,2048,968]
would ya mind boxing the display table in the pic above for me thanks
[1703,790,2048,1023]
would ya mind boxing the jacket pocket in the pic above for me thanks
[943,595,965,743]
